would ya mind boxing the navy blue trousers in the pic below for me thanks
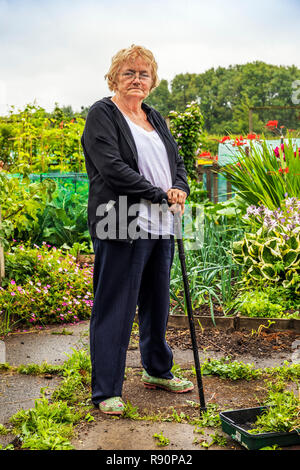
[90,236,175,405]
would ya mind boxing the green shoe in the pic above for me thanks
[142,371,194,393]
[99,396,125,415]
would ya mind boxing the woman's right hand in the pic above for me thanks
[167,188,187,215]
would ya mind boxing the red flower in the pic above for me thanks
[265,120,278,128]
[279,167,289,174]
[247,133,259,140]
[198,151,212,157]
[232,138,246,147]
[59,121,64,128]
[219,136,230,143]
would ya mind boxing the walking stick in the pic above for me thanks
[162,200,206,414]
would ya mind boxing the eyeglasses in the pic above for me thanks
[121,71,151,81]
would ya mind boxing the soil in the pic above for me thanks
[130,325,300,359]
[165,326,299,358]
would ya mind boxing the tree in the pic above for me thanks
[145,79,174,117]
[147,62,300,134]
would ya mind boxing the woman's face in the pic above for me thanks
[114,56,153,101]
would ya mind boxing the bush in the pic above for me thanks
[169,102,204,179]
[0,242,93,333]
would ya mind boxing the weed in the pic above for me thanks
[171,408,189,423]
[251,320,276,337]
[51,328,73,336]
[84,413,95,422]
[260,444,281,450]
[192,356,262,381]
[17,362,63,376]
[0,424,9,435]
[190,404,221,428]
[171,361,185,379]
[264,361,300,382]
[9,396,82,450]
[249,388,300,434]
[122,401,141,420]
[200,432,228,448]
[153,431,170,447]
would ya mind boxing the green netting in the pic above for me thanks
[9,172,89,194]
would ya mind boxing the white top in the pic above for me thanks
[122,113,174,236]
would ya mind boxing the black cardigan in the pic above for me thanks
[81,97,190,242]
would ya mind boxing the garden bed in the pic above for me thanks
[129,318,300,360]
[165,314,300,333]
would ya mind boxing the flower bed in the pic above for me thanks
[0,242,93,334]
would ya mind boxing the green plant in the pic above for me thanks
[122,401,141,420]
[264,361,300,382]
[170,214,245,321]
[230,290,285,318]
[169,102,204,179]
[9,396,81,450]
[52,348,92,404]
[29,187,90,248]
[17,362,63,376]
[196,357,262,381]
[231,197,300,298]
[251,320,276,336]
[250,389,300,434]
[0,171,56,250]
[3,348,93,450]
[186,176,207,205]
[199,432,228,448]
[220,135,300,209]
[0,102,86,173]
[153,431,170,447]
[190,404,221,428]
[0,424,9,435]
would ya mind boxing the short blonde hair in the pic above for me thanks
[105,44,160,93]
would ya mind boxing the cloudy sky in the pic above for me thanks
[0,0,299,115]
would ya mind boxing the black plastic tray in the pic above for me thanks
[220,406,300,450]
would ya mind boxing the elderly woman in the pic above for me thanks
[81,44,193,415]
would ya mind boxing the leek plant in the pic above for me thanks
[170,214,245,322]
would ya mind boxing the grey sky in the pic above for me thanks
[0,0,299,115]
